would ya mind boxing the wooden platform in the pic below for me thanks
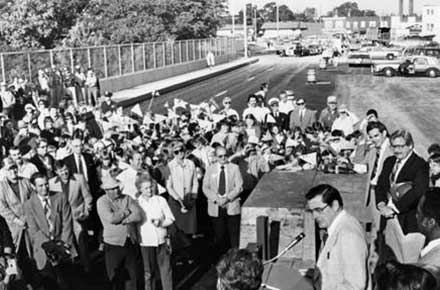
[240,170,369,268]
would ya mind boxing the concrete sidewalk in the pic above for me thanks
[113,57,259,108]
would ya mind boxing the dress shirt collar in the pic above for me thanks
[37,194,50,206]
[420,238,440,258]
[327,209,346,237]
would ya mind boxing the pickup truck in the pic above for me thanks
[372,56,440,78]
[360,46,403,60]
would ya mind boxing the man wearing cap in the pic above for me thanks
[166,142,199,235]
[319,96,339,130]
[219,97,239,120]
[0,157,34,286]
[278,91,295,115]
[331,104,359,137]
[289,98,316,131]
[0,81,15,118]
[101,91,116,115]
[97,176,142,290]
[265,98,289,131]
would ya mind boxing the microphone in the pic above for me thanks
[263,233,305,265]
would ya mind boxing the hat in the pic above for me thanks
[19,145,32,156]
[104,91,113,98]
[223,96,231,103]
[100,177,121,190]
[327,96,337,103]
[2,157,17,170]
[339,104,348,113]
[172,142,185,152]
[268,98,280,106]
[285,90,294,96]
[24,103,36,111]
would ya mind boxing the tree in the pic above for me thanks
[327,1,377,17]
[303,7,317,21]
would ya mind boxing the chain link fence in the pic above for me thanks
[0,37,242,84]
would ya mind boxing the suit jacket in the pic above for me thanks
[0,178,33,248]
[0,215,13,254]
[418,242,440,268]
[202,162,243,217]
[318,108,339,130]
[30,154,55,178]
[265,111,289,131]
[24,192,77,270]
[316,210,369,290]
[376,152,429,234]
[49,174,93,239]
[289,108,316,130]
[64,152,99,194]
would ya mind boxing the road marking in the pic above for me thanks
[268,66,274,72]
[248,76,255,81]
[214,90,228,97]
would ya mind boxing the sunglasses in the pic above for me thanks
[297,102,305,105]
[174,149,185,154]
[224,101,231,104]
[217,154,227,158]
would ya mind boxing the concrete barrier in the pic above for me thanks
[101,54,239,93]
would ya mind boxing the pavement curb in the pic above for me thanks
[116,57,259,108]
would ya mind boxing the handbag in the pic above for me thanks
[389,182,413,203]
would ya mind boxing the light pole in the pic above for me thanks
[244,2,248,57]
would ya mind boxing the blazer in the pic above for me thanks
[0,178,33,247]
[64,152,99,193]
[376,152,429,234]
[24,192,77,270]
[49,174,93,239]
[30,154,55,178]
[202,162,243,217]
[315,210,369,290]
[418,243,440,268]
[289,108,316,130]
[265,112,289,131]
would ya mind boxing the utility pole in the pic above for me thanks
[244,2,248,57]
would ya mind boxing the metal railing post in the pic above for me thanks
[27,53,32,81]
[118,45,123,75]
[87,48,91,68]
[70,48,74,72]
[193,40,196,60]
[179,41,182,63]
[186,40,189,62]
[199,40,202,59]
[170,42,174,65]
[103,46,108,79]
[131,43,135,73]
[153,43,157,69]
[50,50,54,68]
[162,42,166,67]
[142,43,146,70]
[0,54,5,83]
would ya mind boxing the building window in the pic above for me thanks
[335,20,344,28]
[325,21,333,29]
[353,21,358,28]
[346,22,351,28]
[360,21,366,28]
[426,9,430,15]
[369,21,376,27]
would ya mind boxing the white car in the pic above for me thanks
[359,46,402,60]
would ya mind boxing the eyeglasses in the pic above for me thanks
[217,154,227,158]
[297,102,305,106]
[306,204,329,214]
[224,102,231,104]
[174,149,185,154]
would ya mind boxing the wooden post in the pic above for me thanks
[153,43,157,69]
[142,43,146,70]
[0,53,5,83]
[118,45,122,75]
[27,53,32,81]
[162,42,166,67]
[87,48,91,68]
[103,46,108,79]
[131,43,135,73]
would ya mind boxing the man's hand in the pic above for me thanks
[379,206,396,218]
[217,196,228,207]
[16,218,26,228]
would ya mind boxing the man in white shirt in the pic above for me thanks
[306,184,368,290]
[331,104,359,137]
[0,82,15,118]
[417,188,440,272]
[242,95,267,123]
[278,91,295,115]
[219,97,239,120]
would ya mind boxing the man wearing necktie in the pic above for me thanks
[266,98,289,131]
[24,172,76,290]
[203,146,243,255]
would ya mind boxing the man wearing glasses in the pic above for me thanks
[306,184,368,290]
[289,98,316,131]
[203,146,243,255]
[376,130,429,235]
[318,96,339,130]
[219,97,239,120]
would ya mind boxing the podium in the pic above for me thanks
[260,260,314,290]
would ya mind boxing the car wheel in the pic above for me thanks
[386,54,395,60]
[427,69,437,78]
[384,68,394,77]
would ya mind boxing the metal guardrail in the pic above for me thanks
[0,37,242,84]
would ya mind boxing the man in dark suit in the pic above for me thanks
[24,172,77,290]
[289,98,316,131]
[376,129,429,235]
[265,98,289,131]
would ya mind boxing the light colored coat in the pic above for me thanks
[289,108,316,130]
[315,210,369,290]
[166,158,198,201]
[0,178,33,249]
[24,192,77,270]
[202,162,243,217]
[49,174,93,239]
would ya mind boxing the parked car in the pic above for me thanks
[402,46,440,59]
[347,53,373,67]
[360,46,402,60]
[372,56,440,78]
[278,44,311,57]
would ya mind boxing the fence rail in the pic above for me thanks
[0,37,241,84]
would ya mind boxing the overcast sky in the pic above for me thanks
[228,0,433,16]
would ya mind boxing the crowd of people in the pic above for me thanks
[0,70,440,290]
